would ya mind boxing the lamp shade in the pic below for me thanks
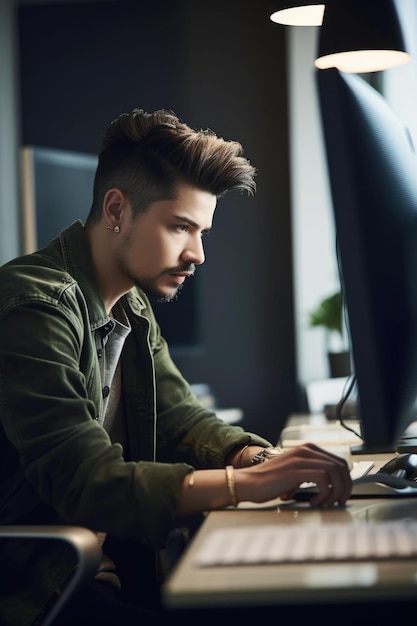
[315,0,411,73]
[269,1,325,26]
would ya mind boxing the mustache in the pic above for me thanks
[165,263,196,275]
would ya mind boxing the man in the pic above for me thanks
[0,108,351,624]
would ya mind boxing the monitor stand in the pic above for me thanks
[339,418,394,454]
[350,436,417,455]
[395,421,417,454]
[395,438,417,454]
[344,418,417,454]
[350,443,395,455]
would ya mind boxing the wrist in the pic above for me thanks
[238,445,266,467]
[225,465,238,507]
[250,447,283,465]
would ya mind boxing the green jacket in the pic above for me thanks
[0,221,271,622]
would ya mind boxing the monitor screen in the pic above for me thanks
[317,68,417,453]
[20,146,201,356]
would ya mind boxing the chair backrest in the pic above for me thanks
[0,525,102,626]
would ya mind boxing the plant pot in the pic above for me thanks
[328,351,351,378]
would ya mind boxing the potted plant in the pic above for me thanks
[308,290,351,378]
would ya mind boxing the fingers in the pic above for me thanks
[309,443,352,505]
[294,444,352,507]
[262,442,352,507]
[309,470,348,508]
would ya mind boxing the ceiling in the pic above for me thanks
[18,0,114,4]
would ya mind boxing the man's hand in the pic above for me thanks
[237,442,352,508]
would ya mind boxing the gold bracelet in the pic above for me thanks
[238,444,249,468]
[225,465,238,507]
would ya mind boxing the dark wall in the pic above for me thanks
[17,0,297,442]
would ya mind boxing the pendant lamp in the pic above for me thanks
[269,1,325,26]
[315,0,410,73]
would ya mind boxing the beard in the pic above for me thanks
[154,283,184,303]
[114,253,190,303]
[122,269,185,302]
[140,279,184,303]
[114,234,194,302]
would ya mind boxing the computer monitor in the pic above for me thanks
[317,68,417,453]
[20,146,202,357]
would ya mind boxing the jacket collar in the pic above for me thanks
[59,220,147,329]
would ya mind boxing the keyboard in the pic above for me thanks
[195,520,417,567]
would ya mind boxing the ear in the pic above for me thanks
[103,188,127,229]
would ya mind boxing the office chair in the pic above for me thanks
[0,525,102,626]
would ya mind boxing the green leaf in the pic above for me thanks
[308,291,343,336]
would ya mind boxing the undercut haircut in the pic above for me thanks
[85,108,256,225]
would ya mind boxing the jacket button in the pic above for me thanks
[102,386,110,398]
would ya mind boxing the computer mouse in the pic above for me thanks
[379,453,417,480]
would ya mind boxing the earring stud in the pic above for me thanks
[114,226,120,233]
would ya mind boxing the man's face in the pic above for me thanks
[115,183,216,301]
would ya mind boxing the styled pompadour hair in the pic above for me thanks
[86,108,256,224]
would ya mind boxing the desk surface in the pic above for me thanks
[162,418,417,610]
[163,497,417,609]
